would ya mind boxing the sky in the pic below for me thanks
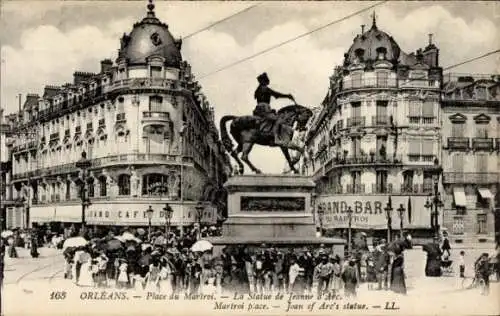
[1,1,499,173]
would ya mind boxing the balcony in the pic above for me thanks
[421,155,435,162]
[50,133,60,140]
[472,138,494,151]
[443,172,499,184]
[401,184,422,194]
[346,116,365,128]
[408,154,420,162]
[371,115,390,126]
[422,182,434,193]
[86,123,93,132]
[421,117,435,124]
[447,137,469,150]
[341,77,397,91]
[143,111,171,121]
[346,184,365,194]
[409,117,421,124]
[372,183,393,194]
[98,119,106,128]
[75,126,82,134]
[116,113,126,123]
[64,129,70,137]
[110,78,178,91]
[496,138,500,151]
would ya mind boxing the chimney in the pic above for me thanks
[428,33,433,46]
[73,71,96,85]
[361,24,365,34]
[43,85,61,99]
[100,59,113,73]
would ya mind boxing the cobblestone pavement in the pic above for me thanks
[2,246,499,315]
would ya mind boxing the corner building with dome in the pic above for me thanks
[5,3,231,232]
[304,17,443,240]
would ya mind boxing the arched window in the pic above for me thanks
[142,173,169,196]
[118,174,130,195]
[98,176,107,197]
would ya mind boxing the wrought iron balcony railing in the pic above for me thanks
[443,172,499,184]
[447,137,469,150]
[472,138,494,151]
[372,183,393,194]
[143,111,171,120]
[346,184,365,194]
[346,116,366,128]
[371,115,390,126]
[116,113,126,123]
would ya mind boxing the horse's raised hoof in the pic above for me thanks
[254,169,262,174]
[239,168,244,175]
[292,169,300,174]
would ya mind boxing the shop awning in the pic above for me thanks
[478,188,494,200]
[453,187,467,207]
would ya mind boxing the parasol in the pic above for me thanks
[191,240,213,252]
[62,236,88,250]
[166,247,180,256]
[106,239,124,252]
[121,232,142,243]
[153,236,167,246]
[1,230,13,238]
[141,243,153,251]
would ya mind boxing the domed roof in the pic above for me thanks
[345,16,401,66]
[119,1,182,67]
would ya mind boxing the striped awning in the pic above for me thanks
[453,187,467,208]
[478,188,493,200]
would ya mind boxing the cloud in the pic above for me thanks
[1,2,498,173]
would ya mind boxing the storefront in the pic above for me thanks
[29,202,217,227]
[316,195,433,238]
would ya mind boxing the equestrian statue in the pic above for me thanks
[220,72,313,174]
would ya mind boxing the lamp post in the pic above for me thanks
[425,174,444,240]
[179,122,186,236]
[163,203,173,236]
[146,205,154,241]
[347,206,353,254]
[195,202,204,240]
[317,206,324,237]
[75,151,92,233]
[384,199,393,242]
[397,204,406,239]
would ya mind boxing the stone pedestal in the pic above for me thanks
[209,175,344,248]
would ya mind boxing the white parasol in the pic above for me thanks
[120,232,142,243]
[62,236,88,250]
[1,230,13,238]
[191,240,213,252]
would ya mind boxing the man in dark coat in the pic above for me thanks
[423,239,442,277]
[342,259,358,297]
[374,241,390,290]
[441,237,451,257]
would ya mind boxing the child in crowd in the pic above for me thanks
[459,251,465,278]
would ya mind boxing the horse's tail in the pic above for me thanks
[220,115,238,153]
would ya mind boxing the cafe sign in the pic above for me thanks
[316,195,432,229]
[85,203,217,226]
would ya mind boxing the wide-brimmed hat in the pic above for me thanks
[257,72,269,84]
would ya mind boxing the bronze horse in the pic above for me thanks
[220,104,313,174]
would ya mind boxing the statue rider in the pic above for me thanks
[253,73,295,146]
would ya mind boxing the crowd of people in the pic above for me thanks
[56,226,410,298]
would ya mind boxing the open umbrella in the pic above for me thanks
[191,240,213,252]
[63,236,88,250]
[121,232,142,243]
[106,239,124,252]
[408,197,412,223]
[1,230,13,238]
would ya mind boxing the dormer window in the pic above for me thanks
[354,48,365,63]
[376,47,387,60]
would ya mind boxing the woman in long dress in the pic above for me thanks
[78,252,94,287]
[145,261,161,292]
[117,259,130,289]
[159,258,174,295]
[390,249,407,294]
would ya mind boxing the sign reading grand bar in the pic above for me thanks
[316,195,432,229]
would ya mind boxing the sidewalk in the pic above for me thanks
[3,246,62,263]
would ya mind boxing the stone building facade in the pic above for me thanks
[441,74,500,242]
[304,17,443,239]
[6,3,231,231]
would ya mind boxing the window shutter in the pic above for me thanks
[408,140,420,154]
[452,154,464,171]
[422,101,434,117]
[422,140,434,155]
[451,124,464,137]
[409,101,421,117]
[476,154,488,172]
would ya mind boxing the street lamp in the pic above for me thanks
[75,151,92,233]
[317,206,324,236]
[195,202,204,240]
[346,206,353,254]
[397,204,406,239]
[384,198,393,242]
[163,203,173,236]
[146,205,154,241]
[425,175,444,240]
